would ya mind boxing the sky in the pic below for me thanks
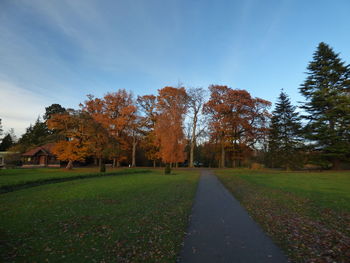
[1,0,350,136]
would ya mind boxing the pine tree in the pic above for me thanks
[0,118,3,140]
[0,134,14,151]
[300,42,350,169]
[18,117,50,148]
[268,91,302,170]
[44,104,66,121]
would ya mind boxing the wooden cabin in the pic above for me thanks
[22,143,60,168]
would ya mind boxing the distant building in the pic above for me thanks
[22,143,61,167]
[0,153,4,167]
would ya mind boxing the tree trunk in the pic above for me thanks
[94,158,98,166]
[331,159,340,170]
[131,139,137,167]
[66,160,73,170]
[232,159,237,168]
[99,158,106,172]
[116,160,120,168]
[189,142,195,168]
[176,162,178,168]
[112,158,116,168]
[153,159,156,168]
[189,113,197,168]
[221,143,225,168]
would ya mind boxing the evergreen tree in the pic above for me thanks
[44,104,66,121]
[0,133,14,151]
[0,118,3,142]
[18,117,50,148]
[7,128,17,143]
[268,91,302,169]
[300,42,350,169]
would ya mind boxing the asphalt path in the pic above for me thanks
[178,170,289,263]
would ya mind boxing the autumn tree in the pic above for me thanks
[85,116,111,172]
[47,109,90,169]
[126,114,143,167]
[186,87,206,168]
[155,86,188,168]
[82,90,137,167]
[300,42,350,169]
[137,95,159,167]
[203,85,229,167]
[204,85,271,168]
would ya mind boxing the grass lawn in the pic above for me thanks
[0,169,199,262]
[0,167,148,192]
[217,169,350,212]
[216,169,350,262]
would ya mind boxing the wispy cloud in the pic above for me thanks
[0,80,54,136]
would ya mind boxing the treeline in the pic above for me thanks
[3,42,350,170]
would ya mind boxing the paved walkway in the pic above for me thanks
[178,170,288,263]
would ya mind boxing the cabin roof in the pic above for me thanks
[22,143,56,157]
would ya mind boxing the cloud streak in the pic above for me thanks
[0,80,54,136]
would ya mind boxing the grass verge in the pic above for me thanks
[0,169,199,262]
[216,169,350,263]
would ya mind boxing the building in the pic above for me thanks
[0,152,9,168]
[22,143,61,167]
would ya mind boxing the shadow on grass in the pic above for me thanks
[0,169,151,194]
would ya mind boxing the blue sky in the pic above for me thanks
[1,0,350,136]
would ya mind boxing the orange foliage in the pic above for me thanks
[47,110,90,168]
[52,140,89,163]
[154,86,188,164]
[81,90,137,164]
[137,95,159,164]
[203,85,271,167]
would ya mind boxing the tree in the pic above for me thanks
[0,134,13,151]
[137,95,159,167]
[81,90,137,167]
[47,109,90,169]
[7,128,17,143]
[187,87,206,168]
[204,85,271,168]
[18,117,50,149]
[268,91,302,169]
[16,106,65,152]
[44,104,66,121]
[0,118,3,142]
[300,42,350,169]
[155,86,188,167]
[83,115,111,172]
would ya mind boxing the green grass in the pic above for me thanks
[216,169,350,212]
[215,169,350,262]
[0,167,148,192]
[0,169,199,262]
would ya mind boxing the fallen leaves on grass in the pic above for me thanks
[218,176,350,263]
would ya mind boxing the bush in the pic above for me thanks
[250,162,264,170]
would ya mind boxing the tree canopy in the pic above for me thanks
[268,91,302,169]
[300,42,350,169]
